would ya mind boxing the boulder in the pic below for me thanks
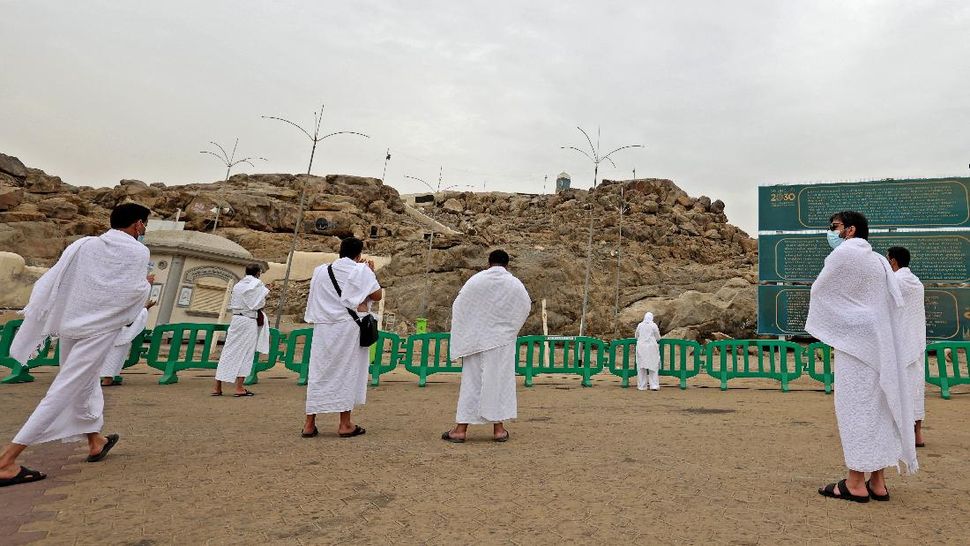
[0,186,24,210]
[442,198,463,213]
[37,197,79,219]
[0,153,27,179]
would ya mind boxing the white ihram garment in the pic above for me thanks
[450,266,531,424]
[635,312,661,391]
[894,267,927,422]
[11,229,150,445]
[215,276,270,382]
[304,258,380,415]
[100,308,149,378]
[805,238,917,474]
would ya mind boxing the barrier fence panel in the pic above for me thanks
[659,339,704,390]
[705,340,804,392]
[146,323,228,384]
[0,319,60,384]
[402,332,455,387]
[244,328,284,386]
[607,339,637,387]
[925,342,970,400]
[515,336,606,387]
[282,328,313,385]
[804,342,833,394]
[370,331,402,386]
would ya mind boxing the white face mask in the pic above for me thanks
[826,230,843,250]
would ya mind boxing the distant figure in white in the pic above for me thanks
[442,249,531,443]
[212,264,270,397]
[807,211,917,504]
[0,203,153,488]
[302,237,382,439]
[99,299,155,387]
[887,246,927,448]
[635,312,662,391]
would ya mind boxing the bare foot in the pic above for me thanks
[88,435,108,457]
[0,463,21,480]
[444,428,465,441]
[338,423,359,435]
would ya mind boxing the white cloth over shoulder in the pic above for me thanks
[11,229,151,363]
[100,308,149,378]
[215,276,270,382]
[805,238,917,474]
[449,266,531,359]
[304,258,380,324]
[229,275,270,354]
[635,312,661,372]
[893,268,926,368]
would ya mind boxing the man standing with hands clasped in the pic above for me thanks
[442,249,531,443]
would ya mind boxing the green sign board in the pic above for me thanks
[757,285,970,340]
[759,178,970,231]
[758,232,970,283]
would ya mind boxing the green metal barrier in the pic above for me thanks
[659,339,704,389]
[705,340,804,392]
[370,331,402,386]
[607,339,638,387]
[515,335,606,387]
[244,328,283,386]
[282,328,313,386]
[145,323,281,385]
[925,342,970,400]
[804,342,833,394]
[402,332,456,387]
[0,319,60,384]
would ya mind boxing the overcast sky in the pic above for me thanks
[2,1,968,235]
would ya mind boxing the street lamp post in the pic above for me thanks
[613,168,633,329]
[262,104,369,329]
[561,127,643,337]
[199,139,266,232]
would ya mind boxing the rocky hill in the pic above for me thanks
[0,152,758,340]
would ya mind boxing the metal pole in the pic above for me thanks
[578,162,598,337]
[614,173,628,323]
[212,208,220,232]
[273,138,318,329]
[381,148,391,182]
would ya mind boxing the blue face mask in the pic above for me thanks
[137,235,145,243]
[826,231,843,250]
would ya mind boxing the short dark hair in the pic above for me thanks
[245,263,262,277]
[829,210,869,240]
[887,246,911,268]
[339,237,364,259]
[488,249,510,266]
[110,202,150,229]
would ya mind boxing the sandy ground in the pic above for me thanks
[2,364,969,545]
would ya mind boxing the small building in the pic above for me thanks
[144,230,266,328]
[555,172,571,193]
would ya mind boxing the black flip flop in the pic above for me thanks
[87,433,120,463]
[441,431,465,443]
[0,466,46,487]
[301,426,319,438]
[916,442,926,448]
[210,392,223,397]
[493,431,510,443]
[233,390,255,397]
[339,425,366,438]
[866,480,890,502]
[818,479,869,503]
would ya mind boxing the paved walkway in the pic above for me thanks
[2,365,969,545]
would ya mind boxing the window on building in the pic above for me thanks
[188,278,227,317]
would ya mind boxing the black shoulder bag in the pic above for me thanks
[328,264,379,347]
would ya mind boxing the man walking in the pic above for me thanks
[807,211,917,503]
[212,264,270,397]
[0,203,152,487]
[887,246,927,448]
[442,250,531,443]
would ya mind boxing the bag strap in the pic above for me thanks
[327,264,362,324]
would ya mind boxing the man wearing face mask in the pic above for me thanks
[0,203,153,487]
[806,211,918,503]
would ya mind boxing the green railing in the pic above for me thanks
[515,335,606,387]
[804,342,833,394]
[606,339,638,387]
[659,339,704,390]
[244,328,283,386]
[145,323,281,385]
[282,328,313,386]
[925,342,970,400]
[402,332,456,387]
[109,328,153,385]
[0,319,60,384]
[705,340,804,392]
[370,331,402,386]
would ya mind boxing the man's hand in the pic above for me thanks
[366,259,376,272]
[145,300,157,310]
[356,302,368,312]
[146,274,156,285]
